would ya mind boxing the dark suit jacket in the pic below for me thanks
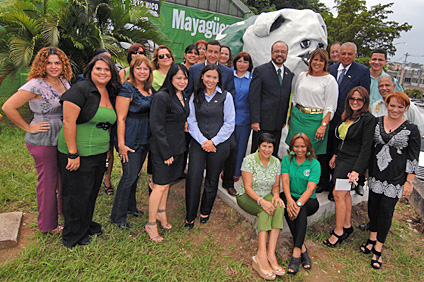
[149,90,189,161]
[248,61,293,131]
[328,61,370,127]
[186,62,235,97]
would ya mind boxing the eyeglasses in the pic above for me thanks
[187,51,198,55]
[348,97,365,103]
[131,51,146,55]
[158,53,172,59]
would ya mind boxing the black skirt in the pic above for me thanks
[151,152,184,185]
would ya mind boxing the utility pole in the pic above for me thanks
[400,52,409,86]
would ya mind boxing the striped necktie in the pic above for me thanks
[337,68,346,85]
[277,68,282,84]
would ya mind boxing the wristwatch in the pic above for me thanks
[296,201,303,207]
[322,122,327,127]
[67,151,80,159]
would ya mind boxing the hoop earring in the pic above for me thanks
[306,152,311,157]
[290,151,295,156]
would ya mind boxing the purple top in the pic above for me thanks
[19,78,70,146]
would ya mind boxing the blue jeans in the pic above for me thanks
[110,147,148,224]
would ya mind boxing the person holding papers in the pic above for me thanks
[323,86,375,247]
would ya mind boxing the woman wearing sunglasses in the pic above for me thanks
[152,45,175,91]
[323,86,375,247]
[119,43,146,83]
[183,44,199,70]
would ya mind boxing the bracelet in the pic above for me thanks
[67,151,79,159]
[406,180,413,185]
[257,197,264,206]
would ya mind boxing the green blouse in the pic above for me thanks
[238,151,281,198]
[281,155,321,199]
[58,107,117,156]
[338,121,353,140]
[152,70,166,91]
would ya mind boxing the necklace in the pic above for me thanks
[385,117,404,133]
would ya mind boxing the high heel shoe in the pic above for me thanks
[343,226,354,239]
[301,246,312,270]
[184,220,194,230]
[252,256,276,280]
[287,256,301,275]
[143,222,163,242]
[360,239,376,254]
[267,256,285,276]
[371,247,383,269]
[323,230,346,247]
[156,209,172,230]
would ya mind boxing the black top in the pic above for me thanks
[149,90,189,161]
[334,112,376,175]
[368,117,420,198]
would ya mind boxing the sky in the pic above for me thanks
[320,0,424,65]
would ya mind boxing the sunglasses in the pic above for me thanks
[348,97,365,103]
[158,53,172,59]
[131,51,146,55]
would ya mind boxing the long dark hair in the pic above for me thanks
[342,86,370,121]
[159,63,189,111]
[83,54,121,105]
[193,64,222,109]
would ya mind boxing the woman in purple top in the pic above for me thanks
[2,47,72,234]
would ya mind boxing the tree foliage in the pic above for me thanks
[322,0,412,57]
[405,89,423,99]
[243,0,327,14]
[0,0,165,85]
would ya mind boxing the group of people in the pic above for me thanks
[2,38,421,278]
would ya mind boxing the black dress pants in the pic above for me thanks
[281,193,319,249]
[251,129,282,157]
[185,140,230,222]
[58,152,105,248]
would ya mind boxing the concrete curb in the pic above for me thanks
[0,212,23,249]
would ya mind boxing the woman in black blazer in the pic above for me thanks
[145,63,189,241]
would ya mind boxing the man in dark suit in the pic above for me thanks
[186,40,237,195]
[186,40,235,96]
[249,41,293,157]
[319,42,370,200]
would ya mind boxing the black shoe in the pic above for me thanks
[184,221,194,230]
[343,226,354,239]
[128,209,144,217]
[359,222,371,231]
[323,230,346,247]
[328,191,334,201]
[355,185,364,196]
[90,230,103,236]
[113,223,131,230]
[199,215,210,224]
[315,185,326,193]
[77,236,92,246]
[226,187,237,196]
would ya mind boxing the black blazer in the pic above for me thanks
[328,61,370,127]
[248,61,293,131]
[149,90,189,161]
[186,62,235,97]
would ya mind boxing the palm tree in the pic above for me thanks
[0,0,166,85]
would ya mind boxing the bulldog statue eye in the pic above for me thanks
[300,40,311,49]
[318,43,324,48]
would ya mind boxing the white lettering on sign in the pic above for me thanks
[172,9,229,39]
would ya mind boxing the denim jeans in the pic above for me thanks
[110,147,148,224]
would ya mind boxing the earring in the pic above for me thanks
[306,152,311,157]
[290,151,295,156]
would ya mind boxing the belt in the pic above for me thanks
[296,104,324,114]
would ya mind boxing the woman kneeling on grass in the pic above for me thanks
[281,133,320,274]
[236,133,285,280]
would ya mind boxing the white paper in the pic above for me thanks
[335,178,352,191]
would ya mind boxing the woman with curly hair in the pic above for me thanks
[119,43,146,82]
[151,45,175,91]
[2,46,72,234]
[57,54,121,247]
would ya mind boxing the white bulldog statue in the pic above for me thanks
[217,9,328,80]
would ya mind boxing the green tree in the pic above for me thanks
[405,89,423,99]
[322,0,412,57]
[272,0,328,13]
[0,0,165,85]
[243,0,276,14]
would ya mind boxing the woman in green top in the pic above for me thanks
[237,133,285,280]
[151,45,175,91]
[57,54,121,248]
[281,133,320,274]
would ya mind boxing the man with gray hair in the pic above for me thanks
[371,74,424,135]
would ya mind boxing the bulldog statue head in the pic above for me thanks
[217,9,328,79]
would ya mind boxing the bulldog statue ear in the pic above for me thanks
[252,10,286,37]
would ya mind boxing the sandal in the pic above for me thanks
[343,226,354,239]
[371,247,383,269]
[267,255,285,276]
[287,256,301,275]
[360,239,376,254]
[252,256,276,280]
[156,209,172,230]
[143,222,163,242]
[301,246,312,270]
[47,225,64,235]
[323,230,346,247]
[103,181,114,195]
